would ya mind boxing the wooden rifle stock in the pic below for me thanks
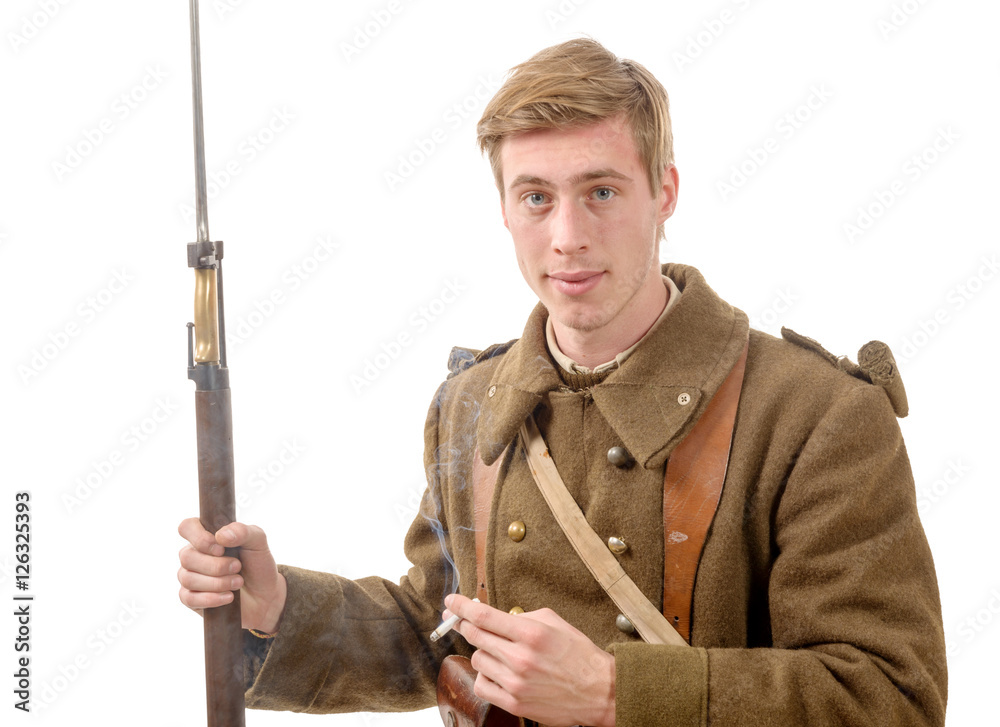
[194,386,245,726]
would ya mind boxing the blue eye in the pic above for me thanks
[527,193,546,206]
[593,188,615,201]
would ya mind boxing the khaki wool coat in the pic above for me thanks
[244,263,947,726]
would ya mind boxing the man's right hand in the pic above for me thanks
[177,519,287,634]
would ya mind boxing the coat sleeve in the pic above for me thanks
[609,383,948,726]
[243,383,473,714]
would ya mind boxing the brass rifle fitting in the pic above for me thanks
[193,267,220,364]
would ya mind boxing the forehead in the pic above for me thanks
[499,115,642,189]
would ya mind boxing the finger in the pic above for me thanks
[178,544,242,577]
[452,610,519,656]
[446,593,525,642]
[470,647,516,688]
[443,593,492,622]
[473,670,518,717]
[178,517,225,556]
[179,585,235,610]
[177,565,244,595]
[440,594,482,623]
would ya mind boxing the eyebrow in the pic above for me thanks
[506,168,632,194]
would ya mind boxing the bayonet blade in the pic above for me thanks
[189,0,210,245]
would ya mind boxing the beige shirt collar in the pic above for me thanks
[545,275,682,375]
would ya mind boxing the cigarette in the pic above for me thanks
[429,597,479,642]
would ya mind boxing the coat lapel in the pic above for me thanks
[593,264,749,469]
[476,303,560,465]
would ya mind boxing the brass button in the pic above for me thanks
[607,446,631,468]
[508,606,525,615]
[607,536,628,555]
[507,521,526,542]
[615,614,636,634]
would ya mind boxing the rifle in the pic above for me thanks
[185,1,246,725]
[437,656,523,727]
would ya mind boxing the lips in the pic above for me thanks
[547,270,604,296]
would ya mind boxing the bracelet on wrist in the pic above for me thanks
[248,628,278,639]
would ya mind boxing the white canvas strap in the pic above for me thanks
[518,416,687,647]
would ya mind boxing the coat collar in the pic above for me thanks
[476,263,749,469]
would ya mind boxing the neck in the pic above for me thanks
[552,273,668,369]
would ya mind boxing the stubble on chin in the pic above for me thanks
[552,296,620,333]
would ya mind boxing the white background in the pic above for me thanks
[2,0,997,724]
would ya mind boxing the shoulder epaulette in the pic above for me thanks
[781,327,908,418]
[446,338,518,379]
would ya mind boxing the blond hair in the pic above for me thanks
[477,38,674,209]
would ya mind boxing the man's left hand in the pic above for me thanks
[443,593,616,727]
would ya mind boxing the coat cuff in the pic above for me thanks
[608,642,708,727]
[245,564,346,711]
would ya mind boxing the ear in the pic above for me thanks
[655,164,680,225]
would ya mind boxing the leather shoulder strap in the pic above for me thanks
[662,340,748,641]
[472,448,504,604]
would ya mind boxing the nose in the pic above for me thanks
[551,200,591,256]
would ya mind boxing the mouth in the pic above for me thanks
[547,270,604,296]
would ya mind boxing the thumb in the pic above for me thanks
[215,522,270,552]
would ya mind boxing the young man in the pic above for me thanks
[178,39,947,726]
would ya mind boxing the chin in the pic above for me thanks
[550,305,615,334]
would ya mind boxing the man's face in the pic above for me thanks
[500,115,678,341]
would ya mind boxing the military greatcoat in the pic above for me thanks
[244,263,947,726]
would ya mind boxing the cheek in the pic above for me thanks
[512,243,535,286]
[509,238,546,295]
[508,219,541,260]
[505,211,531,236]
